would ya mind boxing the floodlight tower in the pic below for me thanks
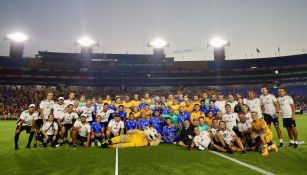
[147,38,170,58]
[207,37,230,61]
[76,36,98,55]
[4,32,29,58]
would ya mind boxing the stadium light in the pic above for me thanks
[147,38,170,49]
[275,70,279,74]
[5,32,29,42]
[76,36,97,47]
[208,37,229,48]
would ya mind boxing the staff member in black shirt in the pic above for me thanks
[178,120,195,149]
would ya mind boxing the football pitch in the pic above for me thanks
[1,115,306,175]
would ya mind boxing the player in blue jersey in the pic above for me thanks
[161,103,169,115]
[138,111,150,130]
[178,106,190,127]
[204,100,219,117]
[162,118,178,144]
[117,105,127,121]
[91,115,105,147]
[149,110,163,134]
[125,113,138,131]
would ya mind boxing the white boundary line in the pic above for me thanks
[115,147,118,175]
[209,151,274,175]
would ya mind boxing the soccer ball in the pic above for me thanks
[144,127,159,141]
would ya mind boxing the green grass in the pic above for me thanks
[1,115,307,175]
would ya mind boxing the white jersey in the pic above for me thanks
[193,131,211,150]
[40,100,55,120]
[237,121,252,132]
[219,129,236,145]
[42,121,58,136]
[260,94,277,116]
[277,95,294,119]
[222,113,239,130]
[244,112,252,123]
[53,103,65,119]
[18,110,39,126]
[226,101,238,112]
[97,109,115,122]
[246,98,262,118]
[60,112,79,125]
[96,103,104,114]
[77,106,93,122]
[215,100,226,114]
[73,120,91,137]
[108,119,124,136]
[64,99,75,108]
[210,126,219,136]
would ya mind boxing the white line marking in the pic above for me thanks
[209,151,274,175]
[115,147,118,175]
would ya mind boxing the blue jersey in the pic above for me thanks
[92,122,104,133]
[139,103,146,110]
[138,118,150,130]
[149,116,163,133]
[108,105,117,111]
[178,112,190,126]
[163,125,177,139]
[125,119,137,131]
[161,109,169,115]
[200,105,206,113]
[204,106,219,117]
[117,111,127,120]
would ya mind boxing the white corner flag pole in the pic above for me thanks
[115,147,119,175]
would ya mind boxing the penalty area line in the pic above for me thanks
[209,151,274,175]
[115,147,118,175]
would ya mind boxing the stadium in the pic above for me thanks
[1,1,307,175]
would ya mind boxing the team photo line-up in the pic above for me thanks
[14,86,299,156]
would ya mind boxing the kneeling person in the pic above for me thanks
[91,115,105,147]
[72,114,91,148]
[41,114,59,147]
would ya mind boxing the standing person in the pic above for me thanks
[246,90,262,119]
[190,104,205,126]
[53,97,65,122]
[277,87,299,148]
[222,104,239,131]
[226,93,238,112]
[64,92,76,108]
[97,103,114,131]
[149,110,163,134]
[41,114,59,147]
[14,104,38,150]
[72,114,91,148]
[39,91,55,123]
[77,99,94,124]
[260,86,284,147]
[215,94,226,114]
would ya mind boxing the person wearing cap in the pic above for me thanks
[72,114,91,148]
[41,114,59,147]
[53,97,65,121]
[58,104,79,145]
[14,104,38,150]
[107,113,124,139]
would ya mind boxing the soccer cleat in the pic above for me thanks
[72,145,77,149]
[288,143,294,147]
[97,141,102,147]
[261,149,269,156]
[279,142,284,148]
[227,149,234,154]
[91,142,95,147]
[15,146,19,150]
[271,144,278,152]
[293,143,299,149]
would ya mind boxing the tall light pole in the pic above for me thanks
[207,37,230,61]
[75,36,98,55]
[147,38,170,58]
[4,32,29,58]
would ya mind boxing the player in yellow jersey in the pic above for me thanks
[103,127,161,148]
[190,104,205,126]
[170,99,180,114]
[102,95,111,105]
[251,111,278,156]
[131,94,140,107]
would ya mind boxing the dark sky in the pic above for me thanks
[0,0,307,60]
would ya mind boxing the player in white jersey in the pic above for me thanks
[193,127,226,152]
[76,99,94,124]
[246,90,262,119]
[97,103,115,130]
[219,121,246,154]
[39,91,55,122]
[58,104,79,145]
[107,113,124,139]
[14,104,38,150]
[260,86,284,147]
[237,112,252,148]
[53,97,65,120]
[241,104,252,122]
[41,114,59,147]
[72,114,91,148]
[64,92,76,109]
[277,87,299,148]
[226,93,238,112]
[222,104,239,131]
[215,94,226,114]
